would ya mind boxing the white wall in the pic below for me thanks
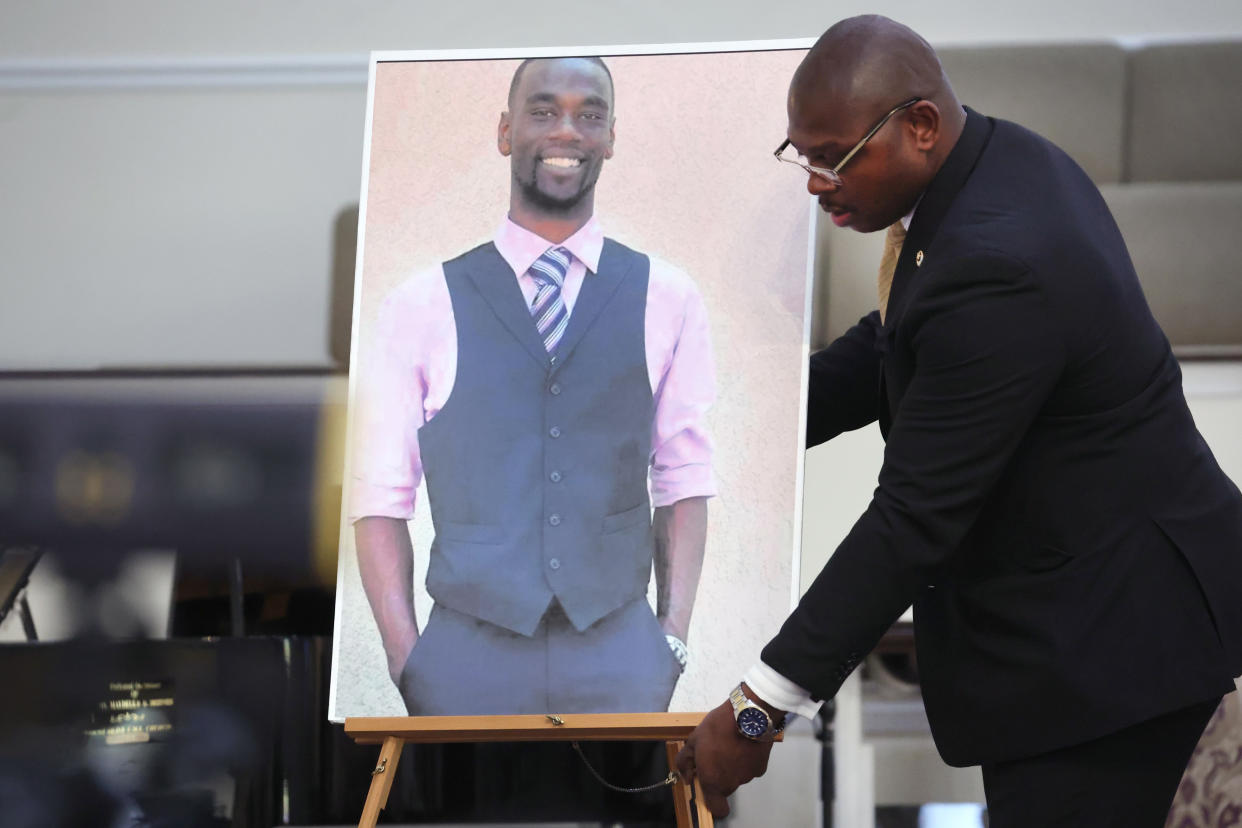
[0,86,363,369]
[4,0,1242,57]
[2,1,1241,369]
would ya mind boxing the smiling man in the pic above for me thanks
[349,56,716,715]
[678,16,1242,827]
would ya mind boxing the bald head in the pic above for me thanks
[792,15,957,125]
[784,16,966,233]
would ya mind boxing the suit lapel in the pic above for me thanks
[462,243,552,369]
[884,109,995,328]
[550,239,636,371]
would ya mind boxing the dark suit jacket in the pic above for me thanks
[763,108,1242,766]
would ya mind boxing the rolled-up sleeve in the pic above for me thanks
[646,260,717,507]
[348,281,429,523]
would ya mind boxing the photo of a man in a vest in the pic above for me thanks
[348,55,716,714]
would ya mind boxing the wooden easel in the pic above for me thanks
[345,712,714,827]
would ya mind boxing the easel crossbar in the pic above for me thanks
[344,712,705,744]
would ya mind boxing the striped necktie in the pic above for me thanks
[529,246,571,355]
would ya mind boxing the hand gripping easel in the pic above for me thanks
[345,712,714,827]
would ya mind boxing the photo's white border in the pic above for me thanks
[369,39,815,64]
[793,198,818,612]
[328,55,379,724]
[329,40,817,722]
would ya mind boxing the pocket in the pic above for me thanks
[601,503,650,534]
[396,641,422,714]
[398,641,419,685]
[640,604,685,680]
[599,505,655,598]
[1153,504,1242,663]
[397,607,443,713]
[1018,542,1075,574]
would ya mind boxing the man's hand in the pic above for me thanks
[355,516,420,687]
[653,497,707,647]
[675,692,779,818]
[658,616,689,647]
[388,636,418,685]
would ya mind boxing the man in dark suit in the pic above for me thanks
[677,16,1242,826]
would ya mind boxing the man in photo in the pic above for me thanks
[349,56,716,715]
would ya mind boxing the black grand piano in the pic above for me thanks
[0,376,680,827]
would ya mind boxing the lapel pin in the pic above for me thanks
[915,250,924,267]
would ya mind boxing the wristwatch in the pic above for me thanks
[665,634,689,672]
[729,684,785,741]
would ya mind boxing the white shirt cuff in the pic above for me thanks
[742,662,824,721]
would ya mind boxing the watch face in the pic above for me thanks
[737,707,770,738]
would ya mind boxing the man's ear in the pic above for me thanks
[605,118,616,160]
[906,101,941,152]
[498,111,512,156]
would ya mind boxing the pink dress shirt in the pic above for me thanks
[349,216,717,523]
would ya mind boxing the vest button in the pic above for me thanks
[548,514,562,526]
[549,383,562,395]
[548,558,561,570]
[549,426,561,438]
[549,470,562,483]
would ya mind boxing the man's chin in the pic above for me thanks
[824,207,884,233]
[850,217,890,234]
[520,181,592,214]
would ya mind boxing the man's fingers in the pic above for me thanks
[756,743,773,777]
[674,742,696,782]
[701,785,732,818]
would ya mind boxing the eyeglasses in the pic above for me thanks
[774,97,923,187]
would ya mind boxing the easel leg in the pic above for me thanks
[358,736,404,828]
[666,741,694,827]
[665,741,714,828]
[692,776,715,828]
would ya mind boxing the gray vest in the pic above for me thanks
[419,239,654,636]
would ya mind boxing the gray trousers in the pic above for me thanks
[398,596,682,715]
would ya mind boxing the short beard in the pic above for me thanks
[517,176,593,213]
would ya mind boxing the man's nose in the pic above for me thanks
[806,172,839,196]
[549,114,582,140]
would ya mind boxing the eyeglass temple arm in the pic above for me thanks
[825,96,924,173]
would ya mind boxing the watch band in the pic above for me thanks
[729,683,785,741]
[665,634,688,671]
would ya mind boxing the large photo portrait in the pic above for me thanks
[330,43,814,720]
